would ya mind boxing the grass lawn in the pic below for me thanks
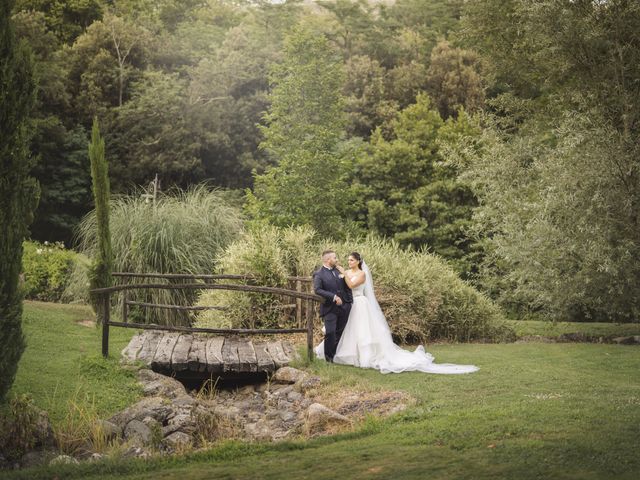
[8,301,142,425]
[505,319,640,339]
[4,302,640,480]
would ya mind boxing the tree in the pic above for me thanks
[355,93,480,274]
[462,0,640,320]
[425,40,484,119]
[246,26,354,238]
[0,0,39,402]
[88,117,113,322]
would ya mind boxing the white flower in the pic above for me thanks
[36,248,43,254]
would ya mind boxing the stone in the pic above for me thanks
[287,391,303,403]
[244,419,272,441]
[20,450,51,468]
[163,431,192,450]
[279,410,297,423]
[108,397,174,428]
[272,366,307,384]
[163,412,195,436]
[97,419,122,441]
[49,455,79,466]
[138,369,187,399]
[295,375,321,393]
[122,446,152,459]
[124,419,153,445]
[236,385,256,396]
[612,336,639,345]
[33,408,55,447]
[89,453,106,463]
[305,403,351,435]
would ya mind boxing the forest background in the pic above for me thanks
[11,0,640,324]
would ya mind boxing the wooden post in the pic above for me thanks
[306,298,314,362]
[295,279,302,328]
[122,290,128,323]
[102,293,110,358]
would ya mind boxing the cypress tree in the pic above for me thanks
[88,117,113,323]
[0,0,39,402]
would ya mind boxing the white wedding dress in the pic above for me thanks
[315,262,479,374]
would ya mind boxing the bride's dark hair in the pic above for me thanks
[349,252,363,269]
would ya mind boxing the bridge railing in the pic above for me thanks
[91,273,323,361]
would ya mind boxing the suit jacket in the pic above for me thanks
[313,266,353,317]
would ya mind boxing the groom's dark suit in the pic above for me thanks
[313,266,352,362]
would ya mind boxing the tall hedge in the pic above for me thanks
[0,0,39,402]
[88,117,112,322]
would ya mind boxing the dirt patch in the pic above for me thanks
[76,319,96,328]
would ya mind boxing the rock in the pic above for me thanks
[612,336,637,345]
[236,385,255,396]
[305,403,351,435]
[558,332,588,342]
[279,410,297,423]
[272,367,307,384]
[163,431,192,450]
[295,375,321,393]
[271,385,294,397]
[138,369,187,399]
[124,419,153,445]
[49,454,79,466]
[97,419,122,441]
[20,450,51,468]
[122,446,152,459]
[33,408,56,447]
[108,396,174,428]
[88,453,106,463]
[244,419,272,441]
[287,391,303,403]
[163,412,195,436]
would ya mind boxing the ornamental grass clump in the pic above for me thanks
[195,226,512,342]
[195,225,318,329]
[75,185,243,326]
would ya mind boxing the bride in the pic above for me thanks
[315,252,479,374]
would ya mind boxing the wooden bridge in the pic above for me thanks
[122,330,299,375]
[91,272,322,374]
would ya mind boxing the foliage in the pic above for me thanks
[246,25,355,239]
[425,40,484,120]
[75,185,243,326]
[461,0,640,321]
[0,0,38,403]
[21,240,76,302]
[195,225,317,330]
[354,93,481,276]
[196,226,511,343]
[87,116,113,322]
[0,394,40,461]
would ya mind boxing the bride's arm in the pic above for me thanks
[343,270,365,289]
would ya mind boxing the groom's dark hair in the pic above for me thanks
[322,249,335,258]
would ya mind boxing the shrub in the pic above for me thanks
[75,185,243,326]
[195,225,317,329]
[21,240,77,302]
[0,394,40,461]
[195,227,512,342]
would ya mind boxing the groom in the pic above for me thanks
[313,250,352,362]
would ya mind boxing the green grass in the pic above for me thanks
[7,301,142,425]
[505,319,640,339]
[4,303,640,479]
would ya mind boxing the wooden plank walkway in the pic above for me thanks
[121,330,299,374]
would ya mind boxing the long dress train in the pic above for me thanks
[315,263,478,375]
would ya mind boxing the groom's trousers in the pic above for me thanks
[323,303,351,361]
